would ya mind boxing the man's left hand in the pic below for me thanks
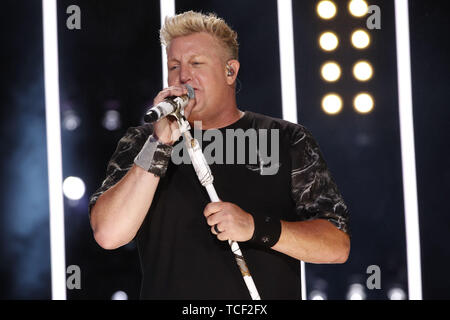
[203,202,254,242]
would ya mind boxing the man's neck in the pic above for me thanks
[190,107,243,130]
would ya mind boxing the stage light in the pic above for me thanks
[111,290,128,300]
[277,0,298,123]
[353,60,373,81]
[349,0,369,17]
[63,176,86,201]
[102,110,121,131]
[62,110,81,131]
[395,0,422,300]
[319,31,339,51]
[346,283,366,300]
[322,93,343,115]
[309,290,327,300]
[160,0,175,88]
[321,61,341,82]
[43,0,66,300]
[277,0,302,296]
[388,287,407,300]
[354,93,374,113]
[351,29,371,49]
[317,1,337,20]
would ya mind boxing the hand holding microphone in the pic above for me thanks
[144,84,195,123]
[147,85,195,145]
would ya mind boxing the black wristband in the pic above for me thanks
[249,215,281,248]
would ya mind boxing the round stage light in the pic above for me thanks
[349,0,369,17]
[321,61,342,82]
[353,60,373,81]
[62,110,81,131]
[111,290,128,300]
[322,93,343,115]
[63,176,86,201]
[388,287,406,300]
[102,110,122,131]
[351,29,371,49]
[354,93,374,113]
[317,1,337,20]
[346,283,366,300]
[310,290,327,300]
[319,32,339,51]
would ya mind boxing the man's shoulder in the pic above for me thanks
[244,111,309,140]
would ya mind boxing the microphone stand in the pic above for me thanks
[172,111,261,300]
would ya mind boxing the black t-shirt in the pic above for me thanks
[89,111,349,299]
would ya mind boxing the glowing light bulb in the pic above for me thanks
[320,32,339,51]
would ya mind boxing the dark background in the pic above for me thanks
[0,0,449,299]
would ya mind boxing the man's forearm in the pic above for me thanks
[90,164,160,249]
[271,219,350,264]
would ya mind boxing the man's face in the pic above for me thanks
[166,32,230,124]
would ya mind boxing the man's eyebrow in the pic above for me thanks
[168,54,205,63]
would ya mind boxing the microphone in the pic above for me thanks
[144,85,195,123]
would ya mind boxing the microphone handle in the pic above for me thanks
[144,96,189,123]
[144,100,177,123]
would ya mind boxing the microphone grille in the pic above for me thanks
[185,84,195,99]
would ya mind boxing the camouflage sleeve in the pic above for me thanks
[88,124,153,215]
[289,126,350,235]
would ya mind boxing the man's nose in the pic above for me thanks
[179,66,192,84]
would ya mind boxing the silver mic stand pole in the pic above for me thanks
[171,110,261,300]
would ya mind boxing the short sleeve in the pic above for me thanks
[289,126,350,235]
[88,125,153,215]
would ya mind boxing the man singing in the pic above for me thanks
[89,11,350,299]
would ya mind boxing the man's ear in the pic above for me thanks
[225,59,240,85]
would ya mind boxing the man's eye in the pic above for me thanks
[169,65,179,71]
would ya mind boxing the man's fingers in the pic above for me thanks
[206,212,222,227]
[216,232,229,242]
[203,202,224,218]
[153,86,188,105]
[210,223,223,235]
[211,225,229,241]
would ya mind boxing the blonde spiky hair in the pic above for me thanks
[160,11,239,60]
